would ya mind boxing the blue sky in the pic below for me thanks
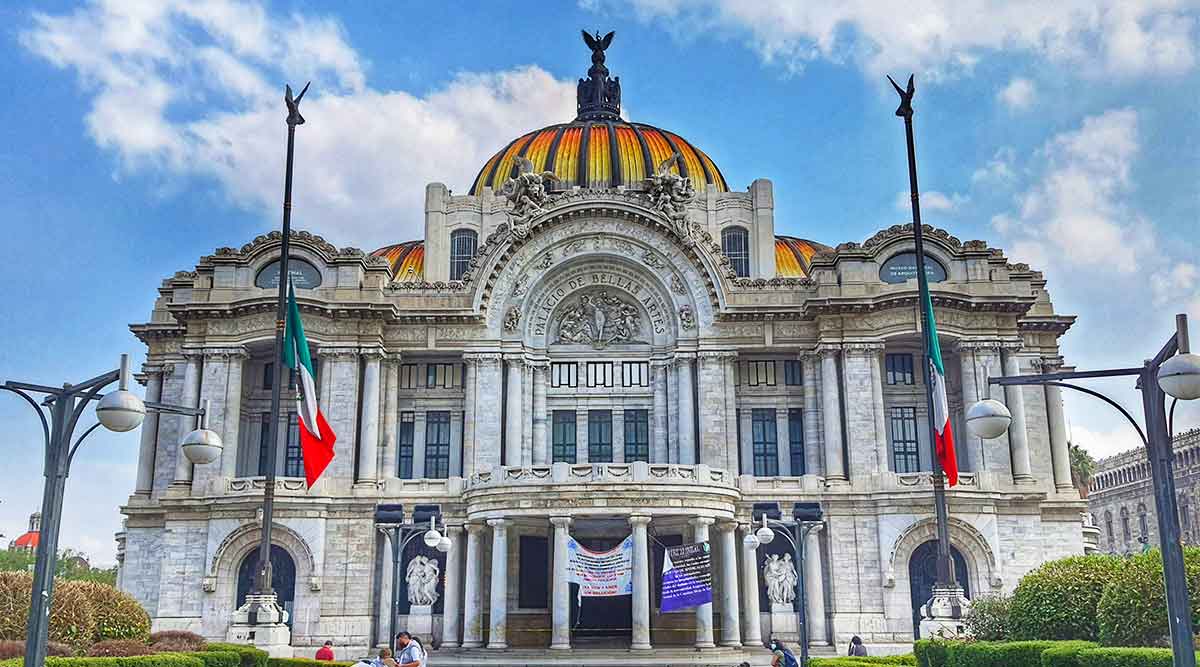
[0,1,1197,564]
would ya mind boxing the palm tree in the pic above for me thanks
[1069,442,1096,498]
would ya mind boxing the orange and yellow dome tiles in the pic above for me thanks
[469,121,728,195]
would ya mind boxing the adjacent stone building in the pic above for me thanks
[117,35,1088,660]
[1088,428,1200,554]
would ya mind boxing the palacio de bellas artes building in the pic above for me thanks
[115,32,1089,662]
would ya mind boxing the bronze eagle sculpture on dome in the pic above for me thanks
[582,30,614,64]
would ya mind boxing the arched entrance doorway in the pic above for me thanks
[908,540,969,638]
[236,545,297,627]
[569,535,632,643]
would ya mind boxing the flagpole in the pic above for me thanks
[890,74,955,590]
[254,82,310,600]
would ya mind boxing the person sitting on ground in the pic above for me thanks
[315,640,334,661]
[377,647,398,667]
[396,631,426,667]
[770,640,798,667]
[849,635,869,657]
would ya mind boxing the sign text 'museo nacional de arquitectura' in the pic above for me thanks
[115,32,1088,659]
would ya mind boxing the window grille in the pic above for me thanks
[890,406,920,473]
[886,353,915,385]
[751,408,779,476]
[552,411,577,463]
[449,229,478,281]
[588,410,613,462]
[721,227,750,277]
[624,410,649,462]
[425,411,451,479]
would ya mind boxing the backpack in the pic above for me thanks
[781,649,799,667]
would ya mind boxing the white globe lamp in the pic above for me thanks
[966,399,1013,440]
[1158,353,1200,401]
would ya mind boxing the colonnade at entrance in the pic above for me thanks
[438,512,828,650]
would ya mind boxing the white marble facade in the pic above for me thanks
[117,45,1088,655]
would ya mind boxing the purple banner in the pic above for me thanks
[660,541,712,612]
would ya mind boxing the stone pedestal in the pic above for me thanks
[226,594,293,658]
[407,605,434,637]
[918,585,972,639]
[769,603,798,642]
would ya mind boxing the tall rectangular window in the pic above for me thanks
[788,408,805,475]
[624,409,650,462]
[551,362,577,388]
[284,413,303,477]
[739,360,777,386]
[263,362,275,390]
[257,413,271,476]
[622,361,649,387]
[397,412,415,479]
[783,359,802,386]
[890,406,920,473]
[586,362,614,387]
[399,364,421,389]
[886,353,915,385]
[425,411,451,479]
[588,410,613,463]
[425,363,462,389]
[517,536,549,609]
[552,411,576,463]
[751,408,779,476]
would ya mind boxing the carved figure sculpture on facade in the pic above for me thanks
[406,555,440,606]
[646,152,696,237]
[503,305,521,333]
[555,290,642,348]
[763,553,798,605]
[500,156,559,239]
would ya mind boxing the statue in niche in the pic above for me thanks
[555,290,642,348]
[406,555,440,606]
[763,553,797,605]
[500,156,558,239]
[646,152,696,237]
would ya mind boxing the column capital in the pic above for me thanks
[203,345,249,359]
[1034,356,1066,371]
[181,346,206,361]
[445,524,465,536]
[487,517,510,529]
[716,520,739,533]
[842,342,885,354]
[805,523,824,535]
[527,359,551,370]
[465,522,488,535]
[549,516,573,529]
[360,346,387,361]
[816,343,842,356]
[628,515,652,527]
[463,352,503,365]
[697,350,737,360]
[688,516,716,528]
[318,344,359,360]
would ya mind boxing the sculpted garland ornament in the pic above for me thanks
[555,290,643,348]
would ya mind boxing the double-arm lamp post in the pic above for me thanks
[744,502,824,667]
[2,354,221,667]
[373,504,452,653]
[966,314,1200,667]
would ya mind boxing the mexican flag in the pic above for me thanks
[922,282,958,486]
[284,282,337,488]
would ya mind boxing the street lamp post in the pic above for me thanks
[2,354,219,667]
[747,502,824,667]
[372,505,451,653]
[967,314,1200,667]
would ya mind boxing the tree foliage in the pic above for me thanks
[963,593,1012,641]
[1097,547,1200,646]
[1008,554,1121,641]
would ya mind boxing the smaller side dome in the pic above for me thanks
[371,241,424,282]
[775,236,832,278]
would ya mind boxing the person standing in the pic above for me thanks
[315,641,335,661]
[849,635,869,657]
[396,631,426,667]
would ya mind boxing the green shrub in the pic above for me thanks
[266,658,356,667]
[184,651,241,667]
[964,593,1012,641]
[148,631,206,653]
[0,639,75,659]
[944,640,1059,667]
[915,639,957,667]
[1009,555,1122,641]
[1038,641,1099,667]
[0,573,97,647]
[1097,547,1200,646]
[86,640,153,657]
[42,656,207,667]
[78,583,151,643]
[812,659,916,667]
[204,644,268,667]
[1075,647,1179,667]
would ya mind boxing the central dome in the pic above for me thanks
[469,31,728,196]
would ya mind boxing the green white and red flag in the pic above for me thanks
[284,282,337,488]
[922,281,958,486]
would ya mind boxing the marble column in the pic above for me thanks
[869,350,889,474]
[677,356,696,465]
[442,525,464,647]
[775,409,791,476]
[550,517,572,649]
[1002,349,1034,483]
[690,517,716,648]
[134,367,164,497]
[958,343,1006,475]
[487,518,510,648]
[717,522,742,647]
[739,408,754,475]
[461,523,486,647]
[1044,363,1073,490]
[651,362,669,463]
[532,363,549,465]
[804,525,827,645]
[802,354,823,476]
[219,350,246,480]
[381,357,400,479]
[462,357,477,474]
[173,351,203,486]
[630,515,653,650]
[357,352,382,484]
[505,359,523,467]
[412,413,428,479]
[522,363,533,465]
[819,348,846,482]
[739,524,763,646]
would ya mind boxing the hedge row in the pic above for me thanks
[0,656,207,667]
[811,657,917,667]
[266,658,357,667]
[203,644,268,667]
[914,639,1196,667]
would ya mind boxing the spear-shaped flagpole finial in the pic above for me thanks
[285,81,311,127]
[888,74,915,119]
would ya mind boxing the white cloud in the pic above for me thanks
[894,189,966,212]
[606,0,1199,79]
[21,0,577,249]
[998,77,1036,110]
[972,147,1017,184]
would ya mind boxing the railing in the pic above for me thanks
[467,462,731,488]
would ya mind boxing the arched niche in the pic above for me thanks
[885,516,1002,593]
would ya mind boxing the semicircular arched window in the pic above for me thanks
[255,258,322,289]
[449,229,478,281]
[721,226,750,278]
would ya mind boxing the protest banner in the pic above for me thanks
[660,541,713,612]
